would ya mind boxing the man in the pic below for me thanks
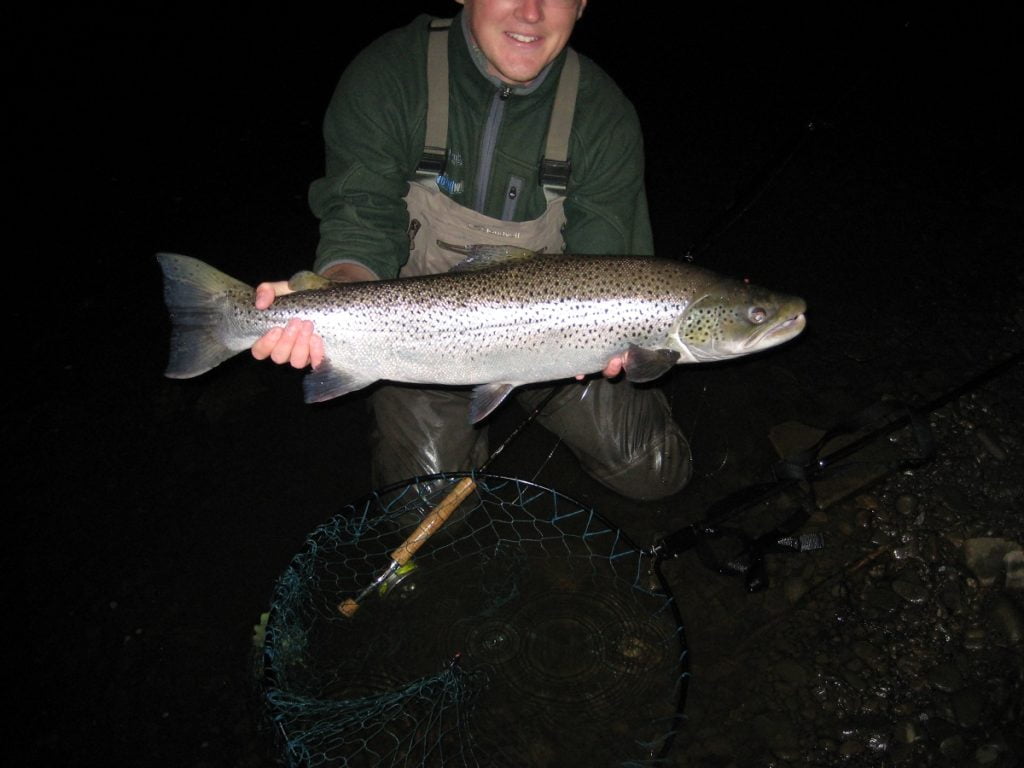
[252,0,691,500]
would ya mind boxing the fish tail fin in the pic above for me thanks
[155,252,253,378]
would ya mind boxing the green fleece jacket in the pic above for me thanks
[309,12,653,279]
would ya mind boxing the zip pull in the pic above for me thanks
[499,86,512,100]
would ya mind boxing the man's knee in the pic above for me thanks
[584,422,692,501]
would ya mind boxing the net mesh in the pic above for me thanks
[261,474,688,767]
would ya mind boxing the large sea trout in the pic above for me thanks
[157,246,806,422]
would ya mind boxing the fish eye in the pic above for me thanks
[748,306,767,324]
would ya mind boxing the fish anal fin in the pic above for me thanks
[469,383,517,423]
[303,361,375,403]
[621,344,681,383]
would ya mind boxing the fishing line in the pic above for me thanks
[681,16,912,261]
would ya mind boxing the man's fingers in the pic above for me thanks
[254,280,293,310]
[603,357,624,378]
[288,320,316,368]
[251,327,283,360]
[270,319,304,365]
[308,334,325,369]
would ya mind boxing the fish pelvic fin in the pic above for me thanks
[303,361,376,404]
[621,344,681,383]
[469,383,517,424]
[437,241,543,272]
[156,253,253,378]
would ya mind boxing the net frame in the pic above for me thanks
[260,473,689,767]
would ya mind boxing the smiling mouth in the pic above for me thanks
[506,32,541,43]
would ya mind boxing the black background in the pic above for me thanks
[14,4,1021,766]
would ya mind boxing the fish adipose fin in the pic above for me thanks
[437,241,544,272]
[621,344,681,383]
[469,383,517,424]
[156,252,252,378]
[303,362,376,404]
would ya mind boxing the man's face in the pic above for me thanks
[457,0,587,86]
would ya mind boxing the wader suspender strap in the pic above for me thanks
[415,18,580,196]
[540,48,578,195]
[417,19,453,178]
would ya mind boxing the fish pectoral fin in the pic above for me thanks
[469,383,517,424]
[621,344,681,383]
[287,270,333,292]
[302,361,375,403]
[438,242,542,272]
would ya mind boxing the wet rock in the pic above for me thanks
[940,580,965,614]
[862,586,903,613]
[839,739,864,758]
[925,663,963,692]
[893,719,922,744]
[842,669,868,693]
[895,493,918,516]
[964,537,1022,586]
[963,625,987,651]
[950,685,984,728]
[892,579,930,604]
[973,427,1007,461]
[939,734,967,760]
[975,743,1001,764]
[852,640,887,672]
[783,576,809,604]
[775,658,808,687]
[1005,549,1024,591]
[986,595,1024,646]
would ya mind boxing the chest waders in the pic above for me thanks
[368,19,691,501]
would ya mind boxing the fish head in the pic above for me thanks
[670,278,807,362]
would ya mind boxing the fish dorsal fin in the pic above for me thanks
[287,270,333,292]
[437,241,543,272]
[469,382,517,423]
[621,344,681,383]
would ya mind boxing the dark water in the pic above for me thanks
[15,5,1022,766]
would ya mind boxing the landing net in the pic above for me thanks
[260,474,688,767]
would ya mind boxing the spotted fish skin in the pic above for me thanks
[156,251,806,422]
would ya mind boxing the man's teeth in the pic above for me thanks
[507,32,539,43]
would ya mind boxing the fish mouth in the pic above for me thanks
[745,312,807,350]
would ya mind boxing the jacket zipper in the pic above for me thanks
[473,85,512,214]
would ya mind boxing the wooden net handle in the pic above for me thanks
[390,476,477,565]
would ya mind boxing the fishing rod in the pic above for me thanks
[337,386,560,617]
[653,349,1023,591]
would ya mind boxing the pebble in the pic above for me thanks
[950,686,983,728]
[964,537,1022,586]
[775,658,808,687]
[940,734,967,760]
[973,427,1007,461]
[893,719,921,744]
[852,640,887,672]
[1004,549,1024,591]
[925,663,963,692]
[892,579,930,604]
[783,576,809,604]
[987,595,1023,646]
[838,739,864,758]
[862,586,902,613]
[895,493,918,516]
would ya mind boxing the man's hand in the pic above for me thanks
[250,263,377,370]
[576,357,623,381]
